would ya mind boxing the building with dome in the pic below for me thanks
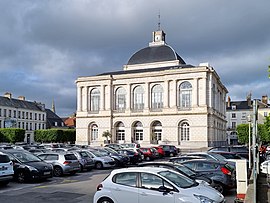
[75,29,228,148]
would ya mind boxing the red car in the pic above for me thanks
[153,146,165,158]
[140,147,157,161]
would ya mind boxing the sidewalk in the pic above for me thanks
[245,173,270,203]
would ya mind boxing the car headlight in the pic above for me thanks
[194,194,215,203]
[28,166,38,172]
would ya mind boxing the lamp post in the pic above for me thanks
[247,114,251,169]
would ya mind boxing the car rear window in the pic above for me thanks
[65,154,77,160]
[0,154,10,163]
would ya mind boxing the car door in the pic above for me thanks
[138,172,175,203]
[112,172,139,203]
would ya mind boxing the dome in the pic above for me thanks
[127,44,186,65]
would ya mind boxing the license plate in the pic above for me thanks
[44,171,51,175]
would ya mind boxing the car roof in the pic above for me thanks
[111,166,171,174]
[181,159,224,164]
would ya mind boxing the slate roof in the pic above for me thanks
[127,45,186,65]
[226,100,269,110]
[45,109,66,128]
[0,96,43,111]
[98,64,195,76]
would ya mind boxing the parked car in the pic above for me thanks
[103,147,129,167]
[181,152,236,169]
[140,147,157,161]
[260,160,270,174]
[37,152,80,177]
[0,151,14,185]
[0,149,53,183]
[138,161,213,187]
[169,155,204,163]
[117,149,141,165]
[87,149,115,169]
[93,167,224,203]
[104,144,124,150]
[120,143,141,149]
[28,149,52,155]
[208,145,249,159]
[158,145,178,157]
[72,150,95,172]
[153,146,165,158]
[181,159,236,194]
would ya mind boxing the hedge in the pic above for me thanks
[0,128,25,143]
[34,129,75,143]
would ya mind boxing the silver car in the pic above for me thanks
[38,152,80,177]
[87,149,115,169]
[72,150,95,172]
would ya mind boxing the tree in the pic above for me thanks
[236,124,249,144]
[102,130,112,144]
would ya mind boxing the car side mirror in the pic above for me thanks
[158,186,169,194]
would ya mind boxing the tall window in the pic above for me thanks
[90,88,100,112]
[151,121,162,142]
[180,122,190,141]
[133,85,144,110]
[133,121,143,141]
[151,85,163,110]
[179,81,192,108]
[115,87,126,111]
[91,124,98,141]
[116,122,125,141]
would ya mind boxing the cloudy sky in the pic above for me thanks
[0,0,270,117]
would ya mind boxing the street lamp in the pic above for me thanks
[247,114,251,169]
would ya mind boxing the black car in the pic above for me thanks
[158,145,178,157]
[208,146,249,159]
[117,149,140,164]
[138,161,213,186]
[0,149,53,183]
[169,155,204,163]
[181,159,236,194]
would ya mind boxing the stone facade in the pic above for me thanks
[76,30,228,148]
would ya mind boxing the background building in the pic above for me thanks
[76,29,228,148]
[226,94,270,144]
[0,92,46,143]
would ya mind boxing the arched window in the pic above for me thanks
[133,121,143,141]
[90,88,100,112]
[91,124,98,141]
[180,122,190,141]
[179,81,192,108]
[133,86,144,110]
[151,85,163,110]
[116,122,125,141]
[115,87,126,111]
[151,121,162,143]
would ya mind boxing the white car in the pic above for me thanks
[93,167,225,203]
[0,151,14,185]
[260,160,270,174]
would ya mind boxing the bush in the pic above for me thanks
[0,128,25,143]
[34,129,75,143]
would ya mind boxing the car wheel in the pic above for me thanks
[54,166,63,177]
[95,162,103,169]
[145,156,150,161]
[97,197,114,203]
[17,171,26,183]
[213,182,224,194]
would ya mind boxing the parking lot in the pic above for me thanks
[0,167,236,203]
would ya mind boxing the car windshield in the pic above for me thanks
[158,170,197,188]
[209,153,227,162]
[89,150,106,157]
[174,164,196,177]
[105,147,118,154]
[10,151,41,163]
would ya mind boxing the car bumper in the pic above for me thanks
[62,165,80,174]
[0,174,14,182]
[30,170,53,180]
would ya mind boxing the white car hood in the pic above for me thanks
[179,184,224,202]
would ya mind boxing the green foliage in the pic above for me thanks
[34,129,75,143]
[258,124,269,142]
[0,128,25,143]
[236,124,249,144]
[102,130,112,138]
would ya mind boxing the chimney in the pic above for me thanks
[4,92,12,99]
[18,96,25,101]
[262,95,268,105]
[227,96,231,107]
